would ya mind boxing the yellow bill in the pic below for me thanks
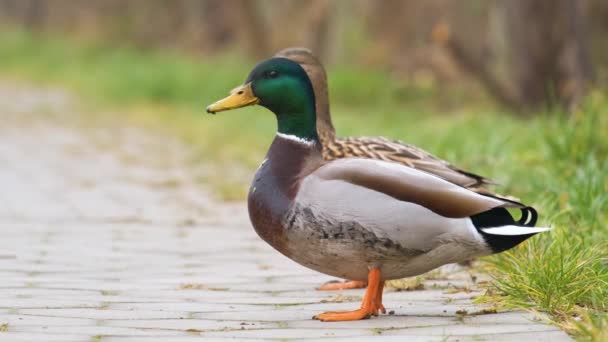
[206,83,259,114]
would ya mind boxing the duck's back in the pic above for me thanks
[323,136,492,190]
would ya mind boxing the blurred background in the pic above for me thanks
[0,2,606,336]
[0,0,606,203]
[0,0,606,111]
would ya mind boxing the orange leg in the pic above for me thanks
[313,268,385,322]
[377,280,386,314]
[317,280,367,291]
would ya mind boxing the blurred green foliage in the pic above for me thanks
[0,30,448,111]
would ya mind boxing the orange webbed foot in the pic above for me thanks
[313,308,374,322]
[314,269,386,322]
[317,280,367,291]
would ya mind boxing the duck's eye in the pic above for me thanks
[267,70,279,79]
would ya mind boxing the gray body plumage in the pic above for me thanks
[280,167,492,281]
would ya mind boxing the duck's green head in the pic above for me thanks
[206,57,318,141]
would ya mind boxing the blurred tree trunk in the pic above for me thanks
[0,0,47,28]
[200,0,237,52]
[24,0,46,29]
[437,0,594,112]
[232,0,268,59]
[506,0,593,110]
[306,0,332,61]
[366,0,407,64]
[365,0,459,80]
[432,21,520,109]
[0,0,18,23]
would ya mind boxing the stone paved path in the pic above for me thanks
[0,84,571,341]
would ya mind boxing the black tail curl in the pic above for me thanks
[471,206,541,253]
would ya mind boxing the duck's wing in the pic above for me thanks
[326,136,495,190]
[311,157,515,219]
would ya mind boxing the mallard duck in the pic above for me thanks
[274,48,496,290]
[206,57,549,322]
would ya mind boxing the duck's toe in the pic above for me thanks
[317,280,367,291]
[313,308,374,322]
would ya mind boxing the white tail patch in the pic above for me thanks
[481,225,552,236]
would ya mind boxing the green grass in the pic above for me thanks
[481,98,608,338]
[0,29,606,338]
